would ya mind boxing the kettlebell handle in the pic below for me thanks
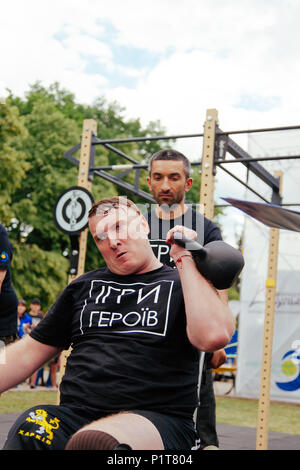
[171,231,244,290]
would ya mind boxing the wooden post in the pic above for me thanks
[200,109,218,220]
[69,119,97,282]
[56,119,97,403]
[197,109,219,408]
[256,171,283,450]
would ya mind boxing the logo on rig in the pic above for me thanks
[276,342,300,392]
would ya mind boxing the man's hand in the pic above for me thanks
[165,225,235,352]
[166,225,197,261]
[208,349,227,369]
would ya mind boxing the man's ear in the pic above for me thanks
[140,215,150,235]
[146,176,152,191]
[185,177,193,193]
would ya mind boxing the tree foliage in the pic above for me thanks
[1,82,234,309]
[0,101,30,225]
[2,82,171,310]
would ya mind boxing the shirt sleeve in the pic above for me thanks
[30,285,74,349]
[204,219,223,244]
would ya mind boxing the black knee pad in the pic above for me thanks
[65,430,132,450]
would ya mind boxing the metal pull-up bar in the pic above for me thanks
[63,111,298,207]
[60,110,299,449]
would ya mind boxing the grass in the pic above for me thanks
[216,396,300,435]
[0,391,57,414]
[1,390,300,436]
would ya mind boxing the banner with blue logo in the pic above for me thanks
[235,131,300,404]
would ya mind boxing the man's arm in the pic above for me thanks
[0,335,61,393]
[167,226,235,352]
[0,269,6,294]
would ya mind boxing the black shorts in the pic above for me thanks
[2,405,199,450]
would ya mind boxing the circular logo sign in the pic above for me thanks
[54,186,94,235]
[276,348,300,392]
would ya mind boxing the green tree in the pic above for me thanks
[0,100,30,225]
[5,83,171,309]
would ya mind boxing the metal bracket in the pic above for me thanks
[68,234,79,275]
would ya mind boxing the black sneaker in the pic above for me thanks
[113,443,132,450]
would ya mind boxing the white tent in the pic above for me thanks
[235,130,300,403]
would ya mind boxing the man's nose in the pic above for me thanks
[106,231,122,249]
[161,177,171,191]
[108,236,120,249]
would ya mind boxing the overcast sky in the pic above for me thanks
[1,0,300,243]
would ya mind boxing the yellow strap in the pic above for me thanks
[265,279,276,288]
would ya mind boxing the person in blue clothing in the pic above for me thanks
[17,299,32,339]
[0,223,18,346]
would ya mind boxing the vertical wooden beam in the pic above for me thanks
[56,119,97,403]
[69,119,97,282]
[197,109,219,409]
[256,171,283,450]
[200,109,218,219]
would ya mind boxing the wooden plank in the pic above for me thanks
[256,171,283,450]
[200,109,218,220]
[56,119,97,403]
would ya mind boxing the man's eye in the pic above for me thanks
[97,233,107,241]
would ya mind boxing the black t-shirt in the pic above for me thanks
[146,207,222,267]
[146,208,223,370]
[30,265,199,420]
[0,224,18,336]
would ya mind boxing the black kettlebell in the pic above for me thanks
[172,232,244,290]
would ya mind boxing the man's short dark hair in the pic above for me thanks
[88,196,141,219]
[148,149,191,178]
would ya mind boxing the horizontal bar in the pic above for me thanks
[91,164,145,171]
[216,154,300,164]
[91,160,202,171]
[216,203,300,208]
[92,124,300,146]
[93,133,203,145]
[92,152,300,172]
[217,124,300,136]
[84,153,300,173]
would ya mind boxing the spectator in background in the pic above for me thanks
[0,224,18,346]
[27,299,43,329]
[17,299,32,339]
[45,355,59,389]
[27,299,44,388]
